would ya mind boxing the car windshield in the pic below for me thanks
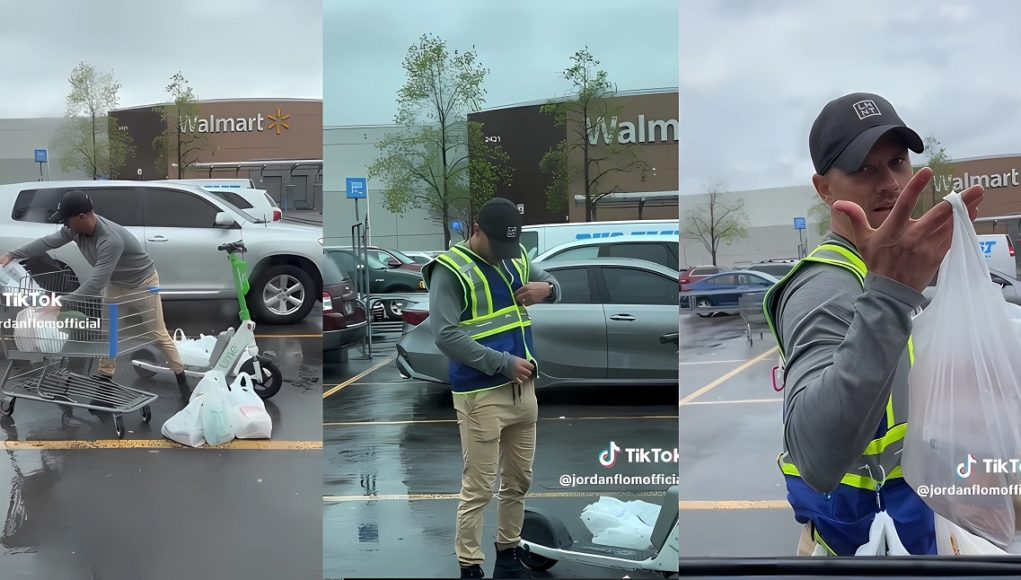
[387,249,416,265]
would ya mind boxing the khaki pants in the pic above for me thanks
[97,271,184,377]
[453,379,539,567]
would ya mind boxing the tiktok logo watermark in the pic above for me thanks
[957,454,978,479]
[598,441,621,468]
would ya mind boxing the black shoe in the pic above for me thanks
[175,372,191,398]
[493,545,532,578]
[460,564,485,578]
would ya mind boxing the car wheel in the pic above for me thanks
[383,287,413,320]
[250,264,316,325]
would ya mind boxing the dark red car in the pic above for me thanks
[322,256,367,361]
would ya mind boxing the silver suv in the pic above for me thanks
[0,181,323,325]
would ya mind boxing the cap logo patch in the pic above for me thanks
[853,99,881,120]
[506,226,518,237]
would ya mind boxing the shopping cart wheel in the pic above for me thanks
[141,406,152,424]
[0,398,15,417]
[242,357,283,400]
[114,415,125,439]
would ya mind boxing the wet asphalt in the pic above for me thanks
[677,313,800,558]
[323,330,678,578]
[0,299,323,580]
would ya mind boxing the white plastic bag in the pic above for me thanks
[902,191,1021,548]
[161,398,205,447]
[226,373,272,439]
[854,511,910,556]
[173,329,218,368]
[13,308,66,353]
[193,371,234,446]
[935,512,1010,555]
[580,496,660,550]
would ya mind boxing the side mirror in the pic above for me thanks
[386,258,401,268]
[214,212,235,227]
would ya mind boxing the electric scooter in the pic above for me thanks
[519,486,679,576]
[130,241,283,399]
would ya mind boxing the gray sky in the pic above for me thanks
[324,0,679,127]
[680,0,1021,192]
[0,0,321,119]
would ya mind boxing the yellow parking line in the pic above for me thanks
[324,415,679,427]
[680,500,789,510]
[324,490,668,503]
[0,439,322,451]
[681,398,782,406]
[679,346,778,405]
[322,355,396,399]
[255,334,321,339]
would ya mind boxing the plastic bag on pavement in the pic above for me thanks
[902,191,1021,548]
[580,496,660,550]
[195,371,234,446]
[226,372,272,439]
[161,397,205,447]
[173,328,218,368]
[854,511,910,556]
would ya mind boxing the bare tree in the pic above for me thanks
[682,183,749,265]
[54,61,133,179]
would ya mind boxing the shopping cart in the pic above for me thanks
[738,291,770,347]
[0,265,159,438]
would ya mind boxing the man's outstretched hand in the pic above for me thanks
[832,167,983,292]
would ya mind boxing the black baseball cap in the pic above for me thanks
[49,190,94,224]
[477,198,523,261]
[809,92,924,175]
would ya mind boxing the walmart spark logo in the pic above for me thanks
[266,108,291,135]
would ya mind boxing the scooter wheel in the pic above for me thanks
[519,547,557,571]
[131,348,159,379]
[242,357,283,400]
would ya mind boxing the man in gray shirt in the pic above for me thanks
[422,198,559,579]
[765,93,984,555]
[0,190,189,397]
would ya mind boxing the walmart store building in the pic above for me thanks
[323,88,679,250]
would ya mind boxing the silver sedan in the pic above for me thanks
[395,259,680,389]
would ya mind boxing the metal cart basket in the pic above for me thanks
[738,291,770,346]
[0,267,159,438]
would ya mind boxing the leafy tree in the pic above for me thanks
[152,72,209,178]
[681,182,749,265]
[540,48,647,221]
[368,34,510,248]
[808,197,831,237]
[53,61,133,179]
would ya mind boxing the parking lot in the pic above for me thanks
[323,326,678,578]
[0,299,322,579]
[677,312,802,557]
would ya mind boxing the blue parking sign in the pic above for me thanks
[346,177,367,199]
[793,217,806,230]
[34,149,47,163]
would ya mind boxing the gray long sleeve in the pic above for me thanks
[429,259,560,379]
[9,228,73,260]
[777,263,923,493]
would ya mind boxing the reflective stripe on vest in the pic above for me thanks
[763,241,913,491]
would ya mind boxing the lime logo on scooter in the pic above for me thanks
[216,344,243,371]
[598,441,621,469]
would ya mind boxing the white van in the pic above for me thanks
[520,219,679,259]
[977,234,1016,275]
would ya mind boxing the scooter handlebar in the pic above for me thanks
[218,241,247,254]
